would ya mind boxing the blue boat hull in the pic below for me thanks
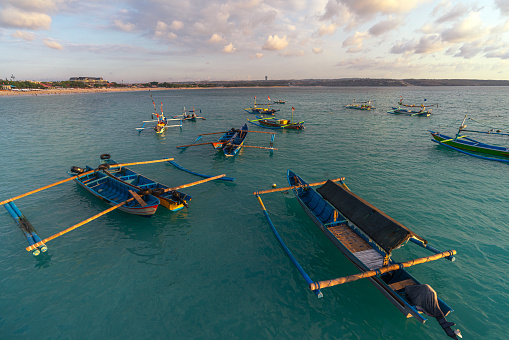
[70,168,160,217]
[287,170,453,322]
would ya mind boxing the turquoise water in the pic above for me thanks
[0,87,508,339]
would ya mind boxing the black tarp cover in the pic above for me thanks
[316,180,426,254]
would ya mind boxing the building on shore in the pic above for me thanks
[69,77,108,85]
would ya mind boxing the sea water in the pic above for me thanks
[0,87,507,339]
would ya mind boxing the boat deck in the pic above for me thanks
[328,225,384,270]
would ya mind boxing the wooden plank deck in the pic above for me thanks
[328,225,384,269]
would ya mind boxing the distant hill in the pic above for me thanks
[181,78,509,87]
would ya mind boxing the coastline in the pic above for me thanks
[0,87,169,97]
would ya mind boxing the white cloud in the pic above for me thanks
[441,12,487,43]
[262,35,289,51]
[369,18,399,36]
[223,42,236,53]
[312,47,323,54]
[43,39,62,50]
[171,20,184,30]
[12,30,35,41]
[209,33,224,43]
[343,31,370,53]
[254,52,263,58]
[114,19,135,32]
[0,6,52,30]
[318,23,337,36]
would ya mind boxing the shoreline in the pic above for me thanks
[0,87,171,97]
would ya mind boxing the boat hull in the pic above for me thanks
[72,170,160,217]
[103,160,192,211]
[287,170,452,322]
[430,131,509,157]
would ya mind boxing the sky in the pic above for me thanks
[1,0,509,83]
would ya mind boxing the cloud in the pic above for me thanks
[171,20,184,30]
[494,0,509,16]
[43,39,63,50]
[209,33,224,43]
[262,35,289,50]
[312,47,323,54]
[390,34,444,55]
[280,49,304,57]
[368,18,399,36]
[435,3,469,24]
[318,23,337,36]
[12,30,35,41]
[342,31,370,53]
[114,19,135,32]
[441,12,487,43]
[254,52,263,58]
[0,6,52,30]
[414,34,444,54]
[223,42,236,53]
[454,41,484,59]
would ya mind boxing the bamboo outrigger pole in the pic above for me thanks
[25,198,135,251]
[0,157,174,206]
[309,250,457,291]
[254,177,346,195]
[162,174,225,192]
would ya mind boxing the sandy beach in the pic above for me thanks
[0,87,169,97]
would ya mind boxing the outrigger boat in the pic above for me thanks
[254,170,461,339]
[136,93,182,133]
[173,107,206,121]
[0,157,225,254]
[345,99,375,110]
[247,107,304,130]
[176,123,277,157]
[430,114,509,162]
[80,154,192,211]
[245,96,280,115]
[388,98,436,116]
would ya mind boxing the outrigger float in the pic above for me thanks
[176,124,277,157]
[254,170,461,339]
[430,114,509,162]
[0,156,225,254]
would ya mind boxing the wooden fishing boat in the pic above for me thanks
[248,107,304,129]
[430,131,509,158]
[345,100,375,110]
[274,100,285,104]
[429,115,509,162]
[0,156,223,253]
[388,99,435,116]
[248,117,304,130]
[136,99,182,133]
[221,124,249,157]
[68,165,160,217]
[98,155,191,211]
[245,96,279,115]
[173,107,205,121]
[254,171,460,339]
[176,124,276,156]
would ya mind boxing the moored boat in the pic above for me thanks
[254,170,460,339]
[222,124,249,156]
[345,100,375,110]
[68,165,160,217]
[99,155,191,211]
